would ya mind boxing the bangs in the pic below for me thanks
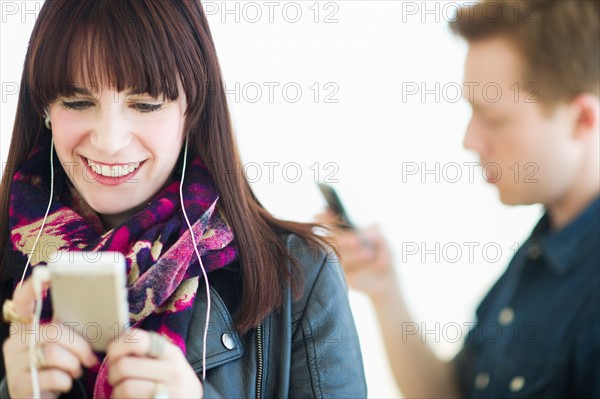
[28,0,207,114]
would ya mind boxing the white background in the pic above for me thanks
[1,1,542,397]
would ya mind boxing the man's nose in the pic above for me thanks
[463,117,487,156]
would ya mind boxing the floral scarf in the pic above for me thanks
[6,133,238,397]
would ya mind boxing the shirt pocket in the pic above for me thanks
[490,345,560,399]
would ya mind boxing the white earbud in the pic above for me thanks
[44,109,51,130]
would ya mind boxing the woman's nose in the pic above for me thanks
[89,110,132,156]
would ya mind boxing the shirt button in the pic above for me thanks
[474,372,490,390]
[498,306,515,326]
[510,376,526,392]
[221,333,235,350]
[527,243,542,259]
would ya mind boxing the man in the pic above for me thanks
[319,1,599,397]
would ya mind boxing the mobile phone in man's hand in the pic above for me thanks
[317,183,356,230]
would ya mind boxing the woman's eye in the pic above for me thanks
[134,103,164,113]
[60,100,93,110]
[59,101,164,113]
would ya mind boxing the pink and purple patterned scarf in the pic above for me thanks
[6,133,238,397]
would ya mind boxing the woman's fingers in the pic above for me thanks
[37,368,74,394]
[107,329,178,364]
[40,342,84,379]
[107,356,171,387]
[10,276,38,323]
[46,323,99,368]
[5,321,98,372]
[5,367,71,398]
[11,321,99,368]
[40,390,60,399]
[3,324,97,397]
[2,330,31,368]
[105,330,204,398]
[111,378,159,399]
[3,276,97,398]
[56,323,98,367]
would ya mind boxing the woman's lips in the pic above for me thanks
[80,156,145,186]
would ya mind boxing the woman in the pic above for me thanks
[0,1,367,398]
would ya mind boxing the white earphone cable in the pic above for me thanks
[18,134,212,395]
[30,267,50,399]
[18,136,55,398]
[18,138,54,291]
[179,136,211,381]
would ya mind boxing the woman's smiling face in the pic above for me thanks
[47,79,188,229]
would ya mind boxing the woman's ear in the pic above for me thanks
[570,93,599,142]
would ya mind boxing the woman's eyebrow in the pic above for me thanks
[125,88,152,96]
[68,86,151,96]
[70,86,95,96]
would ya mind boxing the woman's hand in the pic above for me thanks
[315,209,400,303]
[2,277,99,398]
[107,329,203,398]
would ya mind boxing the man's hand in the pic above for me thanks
[315,209,399,303]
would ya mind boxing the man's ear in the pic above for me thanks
[570,93,599,142]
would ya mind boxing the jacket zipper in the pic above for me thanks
[256,323,264,399]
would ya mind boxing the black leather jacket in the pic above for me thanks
[1,234,368,398]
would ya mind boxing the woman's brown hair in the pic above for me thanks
[0,0,326,335]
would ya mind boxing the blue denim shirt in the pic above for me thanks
[454,196,600,398]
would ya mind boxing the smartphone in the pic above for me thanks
[47,251,129,352]
[317,183,356,230]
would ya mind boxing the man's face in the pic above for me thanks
[462,36,579,206]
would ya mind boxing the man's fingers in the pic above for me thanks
[315,208,340,223]
[361,224,383,243]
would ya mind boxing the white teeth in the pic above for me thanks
[86,159,140,177]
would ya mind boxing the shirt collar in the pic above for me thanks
[531,195,600,276]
